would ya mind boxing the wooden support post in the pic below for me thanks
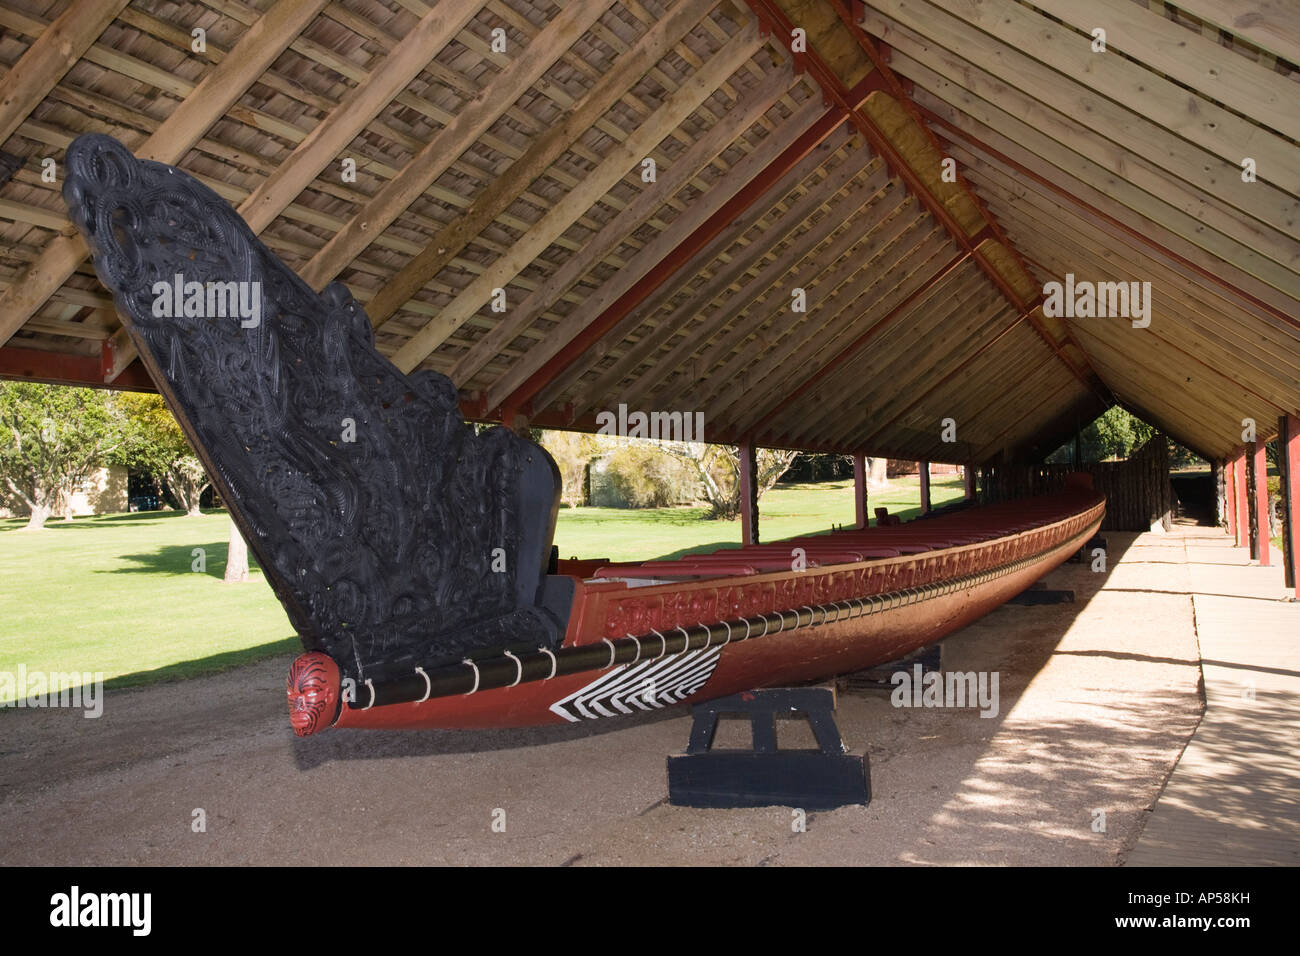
[1281,415,1300,599]
[1214,459,1226,529]
[1226,456,1238,539]
[919,461,931,515]
[739,442,759,546]
[1252,440,1271,565]
[852,453,868,529]
[963,463,976,500]
[1234,453,1249,548]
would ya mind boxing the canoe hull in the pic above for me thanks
[322,496,1102,730]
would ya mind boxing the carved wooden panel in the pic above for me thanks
[64,134,571,683]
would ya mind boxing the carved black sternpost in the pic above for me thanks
[64,134,573,685]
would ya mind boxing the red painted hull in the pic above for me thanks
[310,485,1103,732]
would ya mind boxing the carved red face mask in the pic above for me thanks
[287,653,341,737]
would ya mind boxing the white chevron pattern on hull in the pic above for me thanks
[549,647,722,722]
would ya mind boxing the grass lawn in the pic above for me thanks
[0,510,297,703]
[0,474,962,699]
[554,474,964,561]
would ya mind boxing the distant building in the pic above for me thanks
[0,465,128,518]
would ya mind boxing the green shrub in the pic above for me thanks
[604,444,700,508]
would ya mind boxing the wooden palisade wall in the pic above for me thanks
[980,436,1171,532]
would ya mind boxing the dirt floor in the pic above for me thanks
[0,530,1208,866]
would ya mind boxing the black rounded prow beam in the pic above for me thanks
[62,133,573,686]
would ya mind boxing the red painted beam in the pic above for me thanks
[1235,453,1249,548]
[0,343,498,424]
[0,345,156,392]
[496,86,863,419]
[1225,455,1238,541]
[1253,440,1271,565]
[963,462,976,500]
[919,460,931,515]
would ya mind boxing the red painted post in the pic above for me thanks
[739,442,759,546]
[1225,457,1237,540]
[1234,454,1249,548]
[852,453,868,529]
[1282,415,1300,599]
[919,461,931,516]
[1253,440,1271,565]
[963,463,976,500]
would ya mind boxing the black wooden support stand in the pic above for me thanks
[667,687,870,810]
[1069,534,1108,563]
[1007,580,1076,605]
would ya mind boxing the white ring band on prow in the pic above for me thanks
[538,646,557,680]
[462,658,480,695]
[503,649,523,687]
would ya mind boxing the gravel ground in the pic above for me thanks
[0,530,1204,866]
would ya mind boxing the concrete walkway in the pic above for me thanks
[1128,528,1300,866]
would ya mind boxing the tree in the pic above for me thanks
[1047,407,1156,463]
[0,382,124,531]
[224,516,250,583]
[660,442,797,519]
[113,393,211,516]
[539,429,600,507]
[1089,406,1154,460]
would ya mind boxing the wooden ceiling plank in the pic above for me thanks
[769,277,1003,447]
[389,25,766,373]
[235,4,481,235]
[868,0,1300,198]
[555,141,884,413]
[922,90,1300,320]
[298,1,612,291]
[1032,0,1300,142]
[0,0,332,349]
[910,347,1069,460]
[990,185,1300,411]
[897,58,1300,300]
[602,164,902,414]
[686,219,948,423]
[453,65,806,389]
[868,12,1300,251]
[658,196,929,409]
[727,239,973,436]
[1070,321,1263,429]
[701,226,952,429]
[966,376,1084,464]
[363,0,724,329]
[620,188,912,413]
[1167,0,1300,67]
[0,0,129,146]
[784,286,1010,447]
[783,273,1005,448]
[482,88,863,416]
[951,129,1300,346]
